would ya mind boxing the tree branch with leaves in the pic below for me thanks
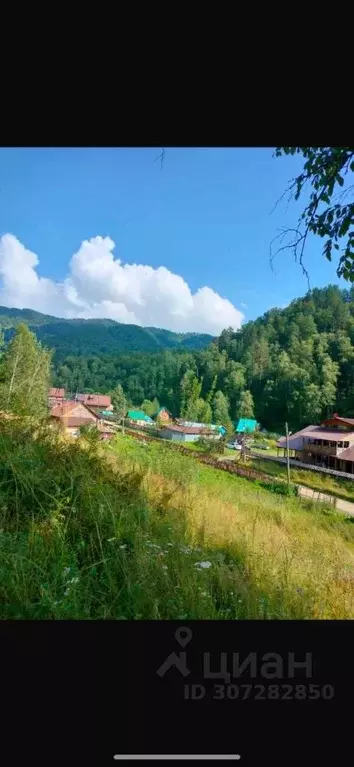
[272,147,354,282]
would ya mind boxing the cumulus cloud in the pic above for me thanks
[0,234,244,335]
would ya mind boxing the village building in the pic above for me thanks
[50,400,100,438]
[48,388,65,408]
[235,418,258,435]
[154,406,171,423]
[160,424,222,443]
[276,414,354,473]
[75,393,113,413]
[176,419,226,436]
[126,410,154,427]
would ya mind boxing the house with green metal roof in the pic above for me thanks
[235,418,258,434]
[127,410,154,425]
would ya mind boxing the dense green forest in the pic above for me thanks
[0,307,213,357]
[50,285,354,431]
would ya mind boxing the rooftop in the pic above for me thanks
[337,446,354,462]
[76,393,112,408]
[162,424,214,435]
[49,387,65,398]
[50,401,98,419]
[127,410,153,423]
[277,422,354,446]
[235,418,258,433]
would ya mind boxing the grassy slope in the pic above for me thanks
[1,424,353,620]
[179,441,354,503]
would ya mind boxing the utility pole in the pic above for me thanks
[285,422,291,484]
[121,394,126,436]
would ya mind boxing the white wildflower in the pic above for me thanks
[119,544,127,549]
[162,565,168,571]
[63,567,71,575]
[64,588,70,596]
[194,561,212,570]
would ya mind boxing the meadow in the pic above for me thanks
[1,421,352,620]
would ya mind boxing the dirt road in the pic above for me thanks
[297,485,354,517]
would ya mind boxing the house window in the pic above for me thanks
[338,442,343,448]
[344,441,349,448]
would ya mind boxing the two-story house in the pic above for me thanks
[277,414,354,473]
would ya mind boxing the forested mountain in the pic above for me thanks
[0,307,213,357]
[51,285,354,431]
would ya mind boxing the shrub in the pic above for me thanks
[258,481,297,497]
[196,437,225,454]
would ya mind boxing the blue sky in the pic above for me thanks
[0,147,344,334]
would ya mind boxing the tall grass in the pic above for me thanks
[0,423,353,619]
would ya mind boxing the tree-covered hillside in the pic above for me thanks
[51,285,354,431]
[0,307,213,357]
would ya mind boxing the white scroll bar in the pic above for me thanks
[113,756,241,761]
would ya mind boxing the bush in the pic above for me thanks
[258,480,297,497]
[196,436,225,454]
[79,424,101,444]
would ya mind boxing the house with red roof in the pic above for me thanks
[48,388,65,408]
[75,393,113,412]
[50,400,100,437]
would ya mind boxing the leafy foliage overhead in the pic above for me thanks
[274,147,354,281]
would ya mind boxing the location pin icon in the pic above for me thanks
[175,626,192,647]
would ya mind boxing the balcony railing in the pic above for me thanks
[302,443,340,457]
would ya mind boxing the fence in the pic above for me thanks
[251,450,354,481]
[119,429,286,486]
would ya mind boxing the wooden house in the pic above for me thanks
[276,413,354,473]
[154,406,171,424]
[50,400,100,437]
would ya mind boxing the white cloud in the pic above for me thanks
[0,234,244,336]
[240,302,248,308]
